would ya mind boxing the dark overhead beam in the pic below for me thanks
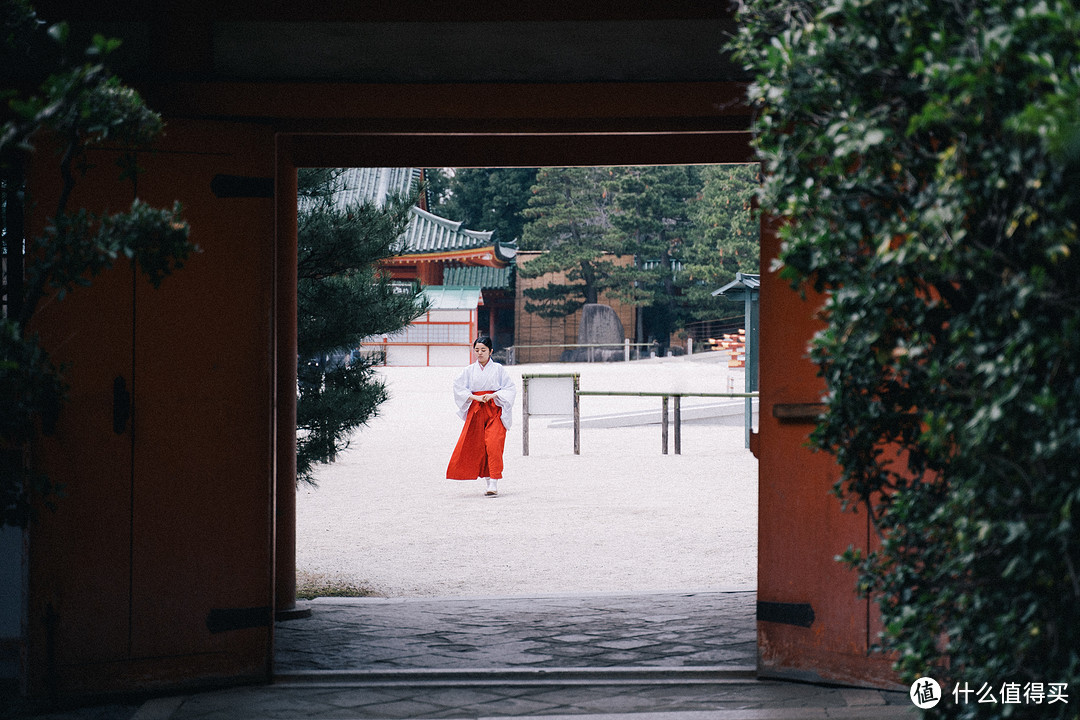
[281,131,755,169]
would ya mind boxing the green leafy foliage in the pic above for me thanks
[0,319,63,527]
[295,169,427,485]
[1,2,193,527]
[31,200,190,301]
[733,0,1080,716]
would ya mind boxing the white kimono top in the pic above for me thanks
[452,360,517,430]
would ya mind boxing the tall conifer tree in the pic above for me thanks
[682,164,760,320]
[606,166,701,346]
[517,167,619,318]
[429,168,536,245]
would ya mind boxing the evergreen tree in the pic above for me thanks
[295,169,426,485]
[681,164,760,320]
[418,168,452,211]
[606,166,701,346]
[517,167,619,318]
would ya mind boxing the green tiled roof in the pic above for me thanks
[712,272,761,298]
[332,168,419,207]
[443,265,513,289]
[421,285,483,310]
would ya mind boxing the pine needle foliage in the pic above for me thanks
[295,169,426,485]
[518,167,620,318]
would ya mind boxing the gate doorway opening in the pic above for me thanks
[274,127,893,687]
[287,161,762,675]
[292,361,760,599]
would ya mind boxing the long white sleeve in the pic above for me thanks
[452,366,475,421]
[451,361,517,429]
[488,364,517,430]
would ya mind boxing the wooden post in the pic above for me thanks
[661,395,669,454]
[275,155,301,620]
[674,395,681,455]
[573,374,580,455]
[522,377,530,456]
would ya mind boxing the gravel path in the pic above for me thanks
[296,353,758,598]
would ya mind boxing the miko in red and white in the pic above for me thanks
[446,336,517,496]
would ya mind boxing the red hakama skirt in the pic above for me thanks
[446,395,507,480]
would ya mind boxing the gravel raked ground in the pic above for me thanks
[296,351,759,598]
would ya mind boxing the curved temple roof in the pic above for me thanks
[322,168,516,263]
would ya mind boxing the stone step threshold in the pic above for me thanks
[274,665,758,687]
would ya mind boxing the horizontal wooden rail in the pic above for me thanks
[576,391,759,454]
[578,391,758,398]
[521,375,760,456]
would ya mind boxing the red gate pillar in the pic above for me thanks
[274,147,301,619]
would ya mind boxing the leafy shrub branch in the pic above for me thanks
[2,1,193,527]
[733,0,1080,716]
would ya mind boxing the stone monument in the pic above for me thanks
[562,303,626,361]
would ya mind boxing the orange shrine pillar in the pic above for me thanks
[275,144,300,618]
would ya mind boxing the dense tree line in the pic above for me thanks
[427,165,759,349]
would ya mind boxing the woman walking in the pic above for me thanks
[446,336,517,496]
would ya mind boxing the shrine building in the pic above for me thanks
[323,167,517,365]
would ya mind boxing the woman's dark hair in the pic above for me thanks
[474,335,494,351]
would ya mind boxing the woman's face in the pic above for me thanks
[473,342,491,364]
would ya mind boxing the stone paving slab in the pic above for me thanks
[7,592,918,719]
[275,592,757,674]
[154,681,913,720]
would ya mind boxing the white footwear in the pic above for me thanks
[485,477,498,496]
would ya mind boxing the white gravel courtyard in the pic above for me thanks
[296,352,759,598]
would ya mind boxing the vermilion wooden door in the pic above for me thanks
[27,119,278,697]
[755,217,898,689]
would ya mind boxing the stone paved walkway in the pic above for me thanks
[275,592,757,673]
[12,592,917,719]
[160,680,914,720]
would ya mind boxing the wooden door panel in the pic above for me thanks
[27,151,138,687]
[26,120,277,696]
[130,119,276,677]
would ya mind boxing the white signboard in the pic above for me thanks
[526,376,576,415]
